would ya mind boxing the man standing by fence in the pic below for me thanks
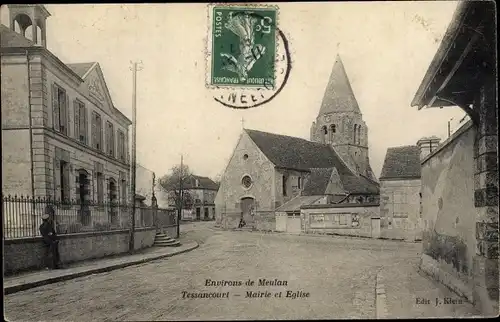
[39,206,61,269]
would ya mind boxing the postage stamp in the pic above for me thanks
[206,4,291,109]
[209,5,278,88]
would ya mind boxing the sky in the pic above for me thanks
[1,2,467,179]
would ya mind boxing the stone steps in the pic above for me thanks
[154,233,181,247]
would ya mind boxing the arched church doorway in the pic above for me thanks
[240,197,255,228]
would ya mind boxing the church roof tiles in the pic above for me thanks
[246,129,346,171]
[302,168,335,196]
[245,129,379,195]
[380,145,421,180]
[318,54,361,115]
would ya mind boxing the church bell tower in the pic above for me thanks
[310,54,376,181]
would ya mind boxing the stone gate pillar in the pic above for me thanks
[473,75,499,316]
[151,195,159,232]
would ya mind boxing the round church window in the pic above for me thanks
[241,175,252,189]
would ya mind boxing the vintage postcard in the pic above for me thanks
[2,1,498,321]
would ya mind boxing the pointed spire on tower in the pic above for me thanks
[318,54,361,115]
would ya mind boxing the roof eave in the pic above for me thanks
[411,1,471,109]
[1,46,84,83]
[379,175,421,181]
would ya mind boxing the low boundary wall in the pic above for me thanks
[4,227,157,275]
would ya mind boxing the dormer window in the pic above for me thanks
[195,179,199,187]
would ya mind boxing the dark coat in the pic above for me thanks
[39,220,57,245]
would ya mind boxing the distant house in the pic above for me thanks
[379,138,439,242]
[167,175,219,221]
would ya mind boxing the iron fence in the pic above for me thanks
[2,195,176,239]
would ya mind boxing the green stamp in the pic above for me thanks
[211,6,277,88]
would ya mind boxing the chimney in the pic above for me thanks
[416,136,441,160]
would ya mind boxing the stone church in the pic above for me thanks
[215,54,380,231]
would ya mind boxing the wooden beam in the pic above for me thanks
[427,29,481,108]
[435,95,480,126]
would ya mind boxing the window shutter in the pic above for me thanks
[75,174,80,199]
[74,101,80,141]
[65,93,70,136]
[53,157,60,201]
[81,106,87,144]
[91,113,97,149]
[59,93,67,134]
[52,84,60,132]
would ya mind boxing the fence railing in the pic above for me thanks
[2,195,177,240]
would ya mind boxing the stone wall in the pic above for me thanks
[302,204,380,238]
[419,121,477,304]
[1,56,33,197]
[3,227,156,275]
[380,178,422,241]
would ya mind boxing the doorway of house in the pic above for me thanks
[196,207,201,220]
[240,197,255,228]
[204,207,209,220]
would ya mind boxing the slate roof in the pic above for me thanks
[275,195,323,212]
[182,175,219,190]
[380,145,421,180]
[245,129,379,195]
[302,168,334,196]
[0,25,35,47]
[246,129,349,171]
[318,54,361,115]
[66,62,96,78]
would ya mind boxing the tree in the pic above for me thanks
[158,164,192,210]
[212,172,222,187]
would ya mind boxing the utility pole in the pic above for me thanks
[129,60,143,252]
[177,155,183,238]
[447,117,453,138]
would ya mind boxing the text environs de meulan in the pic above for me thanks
[205,278,288,287]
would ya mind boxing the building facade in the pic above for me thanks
[1,5,131,211]
[166,175,218,221]
[378,142,437,242]
[411,1,497,316]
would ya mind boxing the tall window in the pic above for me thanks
[92,112,103,151]
[353,124,358,145]
[357,126,361,145]
[59,160,70,202]
[297,177,301,189]
[52,84,68,135]
[118,130,126,162]
[106,121,115,157]
[74,100,88,144]
[282,175,288,197]
[96,172,104,204]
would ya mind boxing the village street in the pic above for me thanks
[4,222,479,320]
